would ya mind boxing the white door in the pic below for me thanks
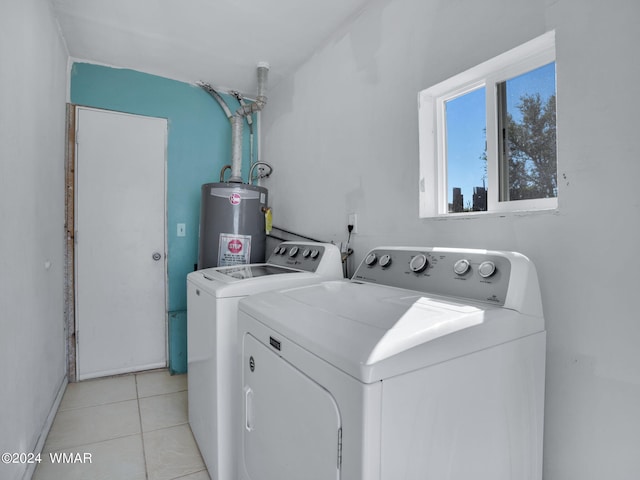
[75,107,167,380]
[242,334,342,480]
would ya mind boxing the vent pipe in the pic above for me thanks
[197,82,233,119]
[229,62,269,183]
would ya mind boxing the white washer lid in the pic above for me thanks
[239,280,545,383]
[187,267,323,298]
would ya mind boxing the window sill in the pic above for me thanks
[421,207,559,221]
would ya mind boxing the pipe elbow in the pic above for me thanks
[234,95,268,118]
[219,164,232,182]
[254,96,267,111]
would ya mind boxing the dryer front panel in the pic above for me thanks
[241,333,342,480]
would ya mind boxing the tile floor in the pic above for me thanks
[33,370,210,480]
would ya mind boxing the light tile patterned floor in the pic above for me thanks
[33,370,210,480]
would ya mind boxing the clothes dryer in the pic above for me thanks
[238,247,546,480]
[187,241,342,480]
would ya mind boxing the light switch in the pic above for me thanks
[177,223,186,237]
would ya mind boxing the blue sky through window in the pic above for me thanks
[446,86,486,210]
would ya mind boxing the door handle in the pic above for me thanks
[245,386,254,431]
[152,252,162,261]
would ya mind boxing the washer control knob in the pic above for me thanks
[288,246,299,257]
[310,249,320,259]
[453,259,470,275]
[302,248,311,258]
[478,260,496,278]
[279,246,287,255]
[273,246,281,255]
[379,254,392,268]
[409,254,428,273]
[365,252,378,266]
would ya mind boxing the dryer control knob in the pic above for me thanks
[409,254,428,273]
[379,254,392,268]
[453,259,470,275]
[365,252,377,266]
[478,260,496,278]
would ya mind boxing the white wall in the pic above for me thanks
[0,0,68,478]
[261,0,640,477]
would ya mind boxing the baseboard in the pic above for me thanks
[77,361,167,381]
[22,375,68,480]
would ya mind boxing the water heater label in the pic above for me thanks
[218,233,252,266]
[229,193,242,205]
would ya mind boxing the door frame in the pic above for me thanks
[64,104,169,382]
[64,104,76,382]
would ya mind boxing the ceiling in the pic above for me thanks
[50,0,371,95]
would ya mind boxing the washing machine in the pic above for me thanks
[237,247,546,480]
[187,241,342,480]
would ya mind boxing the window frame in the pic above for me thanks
[418,31,556,218]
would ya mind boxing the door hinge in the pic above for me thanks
[337,427,343,470]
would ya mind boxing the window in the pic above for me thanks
[418,31,557,217]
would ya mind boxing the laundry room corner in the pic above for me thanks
[70,63,257,373]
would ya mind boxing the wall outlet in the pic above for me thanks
[348,213,358,234]
[177,223,186,237]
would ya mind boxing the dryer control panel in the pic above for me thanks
[267,242,342,276]
[353,247,525,307]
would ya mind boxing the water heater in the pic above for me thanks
[198,182,268,269]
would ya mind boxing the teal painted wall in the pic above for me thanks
[168,312,188,374]
[71,62,257,373]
